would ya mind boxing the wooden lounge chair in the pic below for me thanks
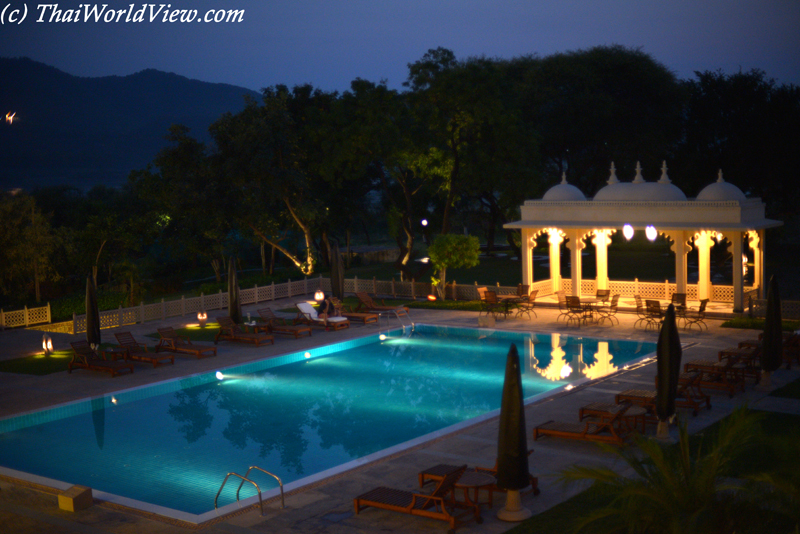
[326,297,379,324]
[614,370,711,418]
[533,403,633,445]
[155,327,217,358]
[257,308,313,338]
[355,465,480,533]
[354,292,410,317]
[114,332,175,367]
[68,341,134,377]
[214,316,274,346]
[295,302,350,331]
[684,351,748,397]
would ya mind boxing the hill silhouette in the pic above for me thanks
[0,57,259,191]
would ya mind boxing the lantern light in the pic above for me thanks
[42,334,53,356]
[622,224,634,240]
[421,219,428,226]
[427,294,437,301]
[314,289,325,302]
[197,311,207,328]
[645,225,657,241]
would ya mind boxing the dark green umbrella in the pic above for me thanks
[496,343,532,521]
[656,304,682,439]
[228,257,241,324]
[330,242,345,301]
[85,275,101,348]
[91,396,105,449]
[760,275,783,385]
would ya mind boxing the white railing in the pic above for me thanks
[0,303,51,329]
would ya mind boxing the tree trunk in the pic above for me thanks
[261,241,266,276]
[270,244,275,275]
[211,259,222,282]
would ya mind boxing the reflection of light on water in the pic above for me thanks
[560,363,572,378]
[111,396,118,405]
[582,341,617,380]
[537,333,569,381]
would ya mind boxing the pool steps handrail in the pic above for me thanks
[214,466,284,515]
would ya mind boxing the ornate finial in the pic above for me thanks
[632,161,645,184]
[658,161,671,184]
[607,162,619,185]
[717,169,725,183]
[560,172,568,185]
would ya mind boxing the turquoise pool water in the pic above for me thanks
[0,324,655,519]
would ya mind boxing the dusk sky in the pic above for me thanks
[1,0,799,92]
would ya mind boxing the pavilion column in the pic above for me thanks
[547,229,564,294]
[748,230,763,297]
[521,229,533,287]
[723,231,744,312]
[592,230,613,290]
[667,231,690,295]
[695,231,715,301]
[566,229,586,296]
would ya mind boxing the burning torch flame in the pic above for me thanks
[5,112,15,124]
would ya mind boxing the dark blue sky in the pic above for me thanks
[2,0,798,91]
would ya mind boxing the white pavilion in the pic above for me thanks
[504,162,782,313]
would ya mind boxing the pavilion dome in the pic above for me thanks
[543,173,586,201]
[593,161,687,202]
[696,171,747,202]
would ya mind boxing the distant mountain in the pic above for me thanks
[0,57,260,191]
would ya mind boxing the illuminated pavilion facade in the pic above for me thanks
[504,162,782,313]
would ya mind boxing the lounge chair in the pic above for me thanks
[155,327,217,358]
[295,302,350,330]
[327,297,379,324]
[533,403,633,445]
[256,308,312,338]
[214,316,275,346]
[355,464,480,533]
[354,292,410,317]
[615,370,711,418]
[114,332,175,367]
[684,350,749,397]
[68,341,134,377]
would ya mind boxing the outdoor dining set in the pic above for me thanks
[478,285,709,331]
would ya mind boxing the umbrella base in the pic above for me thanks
[497,490,532,522]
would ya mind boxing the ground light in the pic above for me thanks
[42,334,52,356]
[197,311,207,328]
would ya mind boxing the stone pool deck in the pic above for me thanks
[1,299,798,533]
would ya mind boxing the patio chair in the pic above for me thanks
[68,340,134,377]
[516,284,530,297]
[354,464,480,532]
[482,290,505,318]
[295,302,350,330]
[155,327,217,358]
[515,290,538,319]
[633,295,649,328]
[671,293,687,326]
[354,292,410,317]
[595,289,611,302]
[555,290,570,322]
[257,308,313,338]
[597,294,620,325]
[533,403,633,445]
[114,332,175,367]
[644,300,664,331]
[565,296,589,326]
[683,299,709,331]
[214,316,275,346]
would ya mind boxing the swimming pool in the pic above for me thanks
[0,324,655,522]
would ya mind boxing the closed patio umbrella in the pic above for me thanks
[496,343,532,521]
[85,275,101,349]
[760,275,783,387]
[330,242,345,301]
[656,303,682,439]
[228,257,241,324]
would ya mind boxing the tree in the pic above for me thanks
[427,234,480,299]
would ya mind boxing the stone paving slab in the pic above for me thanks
[0,299,798,534]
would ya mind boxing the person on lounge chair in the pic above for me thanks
[318,293,337,316]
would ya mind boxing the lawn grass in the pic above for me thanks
[720,316,800,331]
[0,349,74,375]
[143,324,221,344]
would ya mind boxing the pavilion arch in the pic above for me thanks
[506,163,781,313]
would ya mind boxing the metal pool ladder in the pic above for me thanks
[215,466,285,515]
